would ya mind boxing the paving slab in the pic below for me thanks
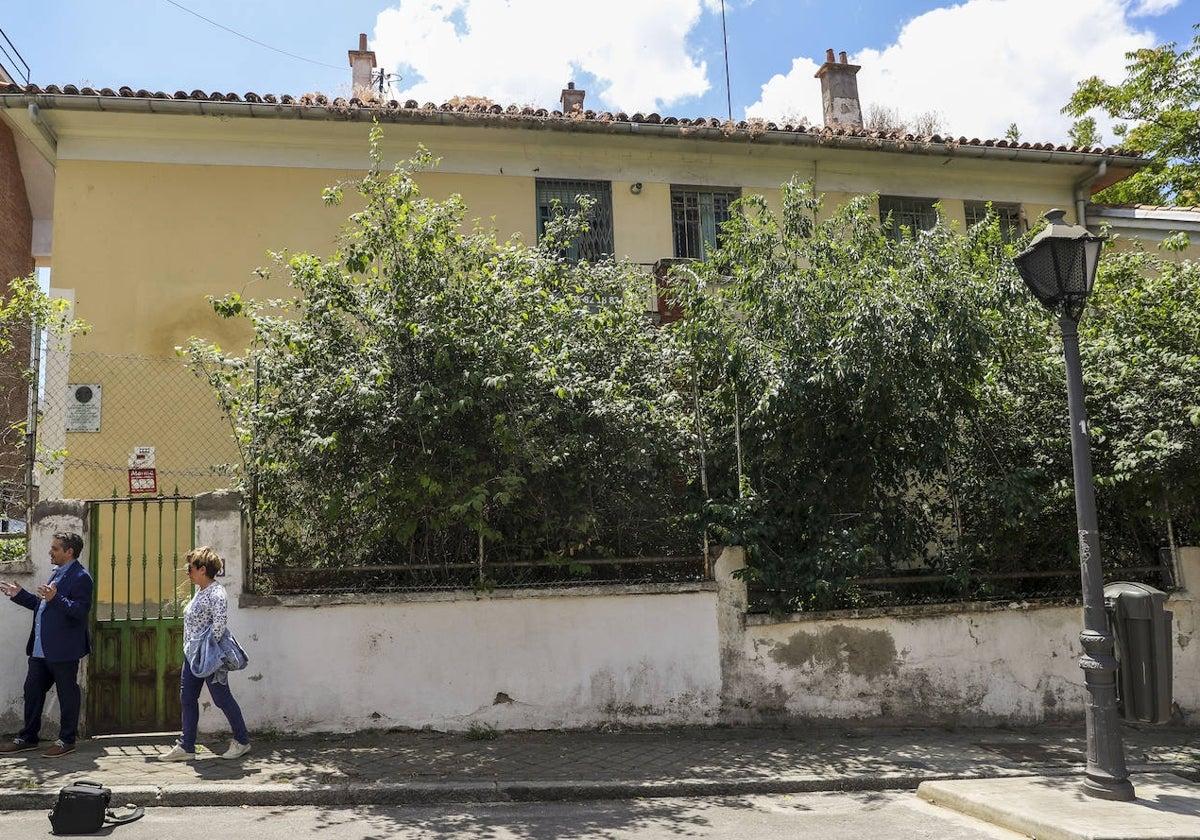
[1,722,1198,821]
[918,773,1200,840]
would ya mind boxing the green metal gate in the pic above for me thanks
[87,496,194,735]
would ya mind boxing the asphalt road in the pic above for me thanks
[8,792,1026,838]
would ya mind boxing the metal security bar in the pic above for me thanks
[535,178,614,261]
[89,495,195,622]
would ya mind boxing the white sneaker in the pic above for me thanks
[220,739,251,760]
[157,744,194,762]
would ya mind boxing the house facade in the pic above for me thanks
[0,38,1149,502]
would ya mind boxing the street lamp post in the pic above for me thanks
[1014,209,1134,801]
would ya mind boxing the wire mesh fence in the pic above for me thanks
[746,554,1178,614]
[250,509,711,595]
[36,351,239,501]
[254,554,712,596]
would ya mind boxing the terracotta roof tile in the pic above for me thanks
[0,82,1146,159]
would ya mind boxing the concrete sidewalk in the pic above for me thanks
[2,723,1199,836]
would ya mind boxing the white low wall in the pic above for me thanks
[197,491,723,733]
[718,547,1200,726]
[3,492,1199,736]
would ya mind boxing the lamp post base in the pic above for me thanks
[1082,774,1136,802]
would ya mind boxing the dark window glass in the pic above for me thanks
[965,201,1023,243]
[535,179,614,261]
[671,186,739,259]
[879,195,938,241]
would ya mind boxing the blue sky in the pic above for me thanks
[1,1,1194,143]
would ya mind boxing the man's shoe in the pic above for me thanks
[220,739,251,760]
[41,740,75,758]
[0,739,36,754]
[157,743,195,762]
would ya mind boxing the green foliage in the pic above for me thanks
[1063,27,1200,204]
[0,537,26,564]
[678,184,1197,611]
[1068,116,1100,149]
[1083,248,1200,553]
[673,182,1069,610]
[465,721,499,740]
[0,272,88,371]
[186,131,697,571]
[1,273,89,475]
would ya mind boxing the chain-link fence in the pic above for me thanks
[36,351,238,501]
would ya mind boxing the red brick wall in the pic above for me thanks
[0,122,34,517]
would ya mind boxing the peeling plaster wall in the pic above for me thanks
[738,607,1082,724]
[717,547,1200,726]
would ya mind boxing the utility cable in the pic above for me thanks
[163,0,344,71]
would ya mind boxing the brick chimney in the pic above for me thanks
[349,33,377,96]
[560,82,585,113]
[814,48,862,129]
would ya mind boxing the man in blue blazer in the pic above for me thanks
[0,531,92,757]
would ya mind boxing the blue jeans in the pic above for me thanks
[21,657,81,745]
[179,665,249,752]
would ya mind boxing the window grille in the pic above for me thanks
[879,195,938,241]
[671,186,739,259]
[965,201,1023,243]
[535,179,614,261]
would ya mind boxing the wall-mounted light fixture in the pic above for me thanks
[630,182,643,195]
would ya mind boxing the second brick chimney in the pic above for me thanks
[814,48,862,129]
[349,33,377,96]
[560,81,585,113]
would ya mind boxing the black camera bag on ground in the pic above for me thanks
[48,779,144,835]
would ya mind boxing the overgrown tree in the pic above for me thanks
[677,183,1197,611]
[0,273,87,559]
[1083,248,1200,556]
[1063,27,1200,204]
[186,130,698,579]
[674,181,1071,610]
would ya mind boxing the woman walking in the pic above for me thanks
[159,546,251,761]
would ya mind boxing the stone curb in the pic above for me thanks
[0,772,1028,811]
[0,763,1186,812]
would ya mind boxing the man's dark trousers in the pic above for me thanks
[22,658,81,744]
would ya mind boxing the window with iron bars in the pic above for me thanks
[672,186,739,260]
[964,201,1023,243]
[535,179,614,261]
[879,195,938,241]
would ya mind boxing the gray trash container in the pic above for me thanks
[1104,581,1173,724]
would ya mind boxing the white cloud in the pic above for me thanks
[1128,0,1182,16]
[744,0,1158,144]
[372,0,711,113]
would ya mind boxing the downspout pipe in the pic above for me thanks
[1074,160,1107,228]
[27,101,58,153]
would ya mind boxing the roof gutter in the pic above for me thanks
[0,91,1150,171]
[1074,160,1107,226]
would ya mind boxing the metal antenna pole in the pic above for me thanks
[720,0,733,121]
